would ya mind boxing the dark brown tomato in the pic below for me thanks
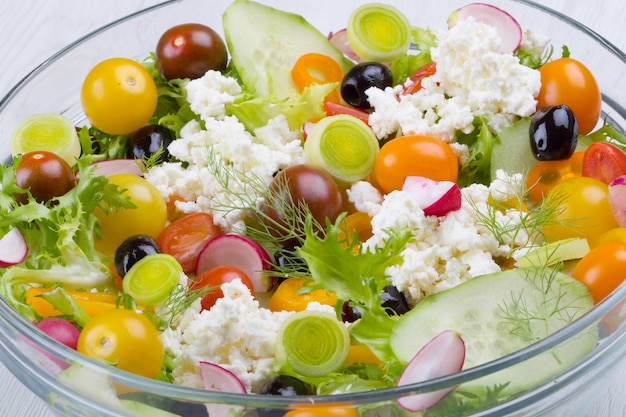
[155,23,228,81]
[15,151,76,203]
[261,164,343,244]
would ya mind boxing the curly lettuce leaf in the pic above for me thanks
[0,157,134,320]
[297,215,413,371]
[457,116,495,187]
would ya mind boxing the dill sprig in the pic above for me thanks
[159,284,209,327]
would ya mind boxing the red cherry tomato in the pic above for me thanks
[323,101,370,126]
[155,23,228,80]
[571,241,626,303]
[582,141,626,184]
[402,62,437,95]
[191,265,255,310]
[156,212,223,273]
[536,58,601,135]
[14,151,76,203]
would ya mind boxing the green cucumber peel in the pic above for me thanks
[516,237,590,268]
[304,114,380,185]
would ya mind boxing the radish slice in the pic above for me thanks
[0,227,28,267]
[447,3,522,53]
[608,175,626,227]
[328,28,360,61]
[302,121,316,141]
[402,176,462,217]
[195,234,274,292]
[85,159,144,178]
[199,361,246,415]
[396,330,465,412]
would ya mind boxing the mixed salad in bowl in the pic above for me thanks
[2,0,626,416]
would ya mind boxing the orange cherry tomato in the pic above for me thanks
[526,151,584,204]
[157,212,223,273]
[571,241,626,303]
[402,62,437,95]
[338,211,373,247]
[593,228,626,248]
[285,406,358,417]
[268,278,337,312]
[536,58,601,135]
[291,53,344,103]
[373,135,458,194]
[191,265,255,311]
[542,176,619,244]
[582,141,626,185]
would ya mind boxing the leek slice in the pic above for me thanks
[347,3,412,62]
[304,114,379,185]
[10,112,80,166]
[122,254,182,306]
[275,310,349,377]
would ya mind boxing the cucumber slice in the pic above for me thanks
[516,237,590,268]
[490,117,537,179]
[223,0,353,99]
[391,268,597,397]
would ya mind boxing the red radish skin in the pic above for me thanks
[195,234,274,292]
[199,361,246,415]
[35,318,81,350]
[328,29,361,61]
[447,3,522,53]
[396,330,466,412]
[608,175,626,227]
[0,227,28,267]
[402,176,462,217]
[84,159,144,178]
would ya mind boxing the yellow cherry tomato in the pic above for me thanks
[268,278,337,312]
[77,309,164,378]
[95,174,167,257]
[81,57,158,135]
[593,228,626,248]
[542,177,619,244]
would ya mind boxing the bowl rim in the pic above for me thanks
[2,0,626,411]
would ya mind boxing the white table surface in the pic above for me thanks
[1,1,626,416]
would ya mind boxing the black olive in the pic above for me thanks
[114,234,161,277]
[340,62,393,110]
[258,375,311,417]
[128,125,174,163]
[342,285,409,323]
[529,104,578,161]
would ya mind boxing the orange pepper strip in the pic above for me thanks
[343,344,382,366]
[291,52,344,103]
[402,61,437,95]
[26,287,120,318]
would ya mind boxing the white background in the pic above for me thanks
[1,1,625,416]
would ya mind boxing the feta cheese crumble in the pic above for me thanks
[144,70,305,232]
[367,18,541,141]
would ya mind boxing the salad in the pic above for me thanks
[2,0,626,416]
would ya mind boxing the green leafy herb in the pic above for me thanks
[389,26,437,85]
[457,116,495,187]
[587,117,626,151]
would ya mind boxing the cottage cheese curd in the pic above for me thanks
[367,18,542,142]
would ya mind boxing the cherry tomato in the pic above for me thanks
[593,227,626,248]
[155,23,228,81]
[402,62,437,95]
[526,151,584,204]
[542,176,619,244]
[571,241,626,303]
[323,101,370,126]
[284,406,358,417]
[77,309,164,378]
[338,211,373,249]
[81,58,158,135]
[536,58,601,135]
[191,265,255,310]
[373,135,458,194]
[582,141,626,184]
[268,278,337,313]
[157,212,223,273]
[261,164,343,243]
[14,151,76,203]
[95,174,167,257]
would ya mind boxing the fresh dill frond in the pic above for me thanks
[160,284,209,327]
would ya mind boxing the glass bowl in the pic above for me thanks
[2,0,626,416]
